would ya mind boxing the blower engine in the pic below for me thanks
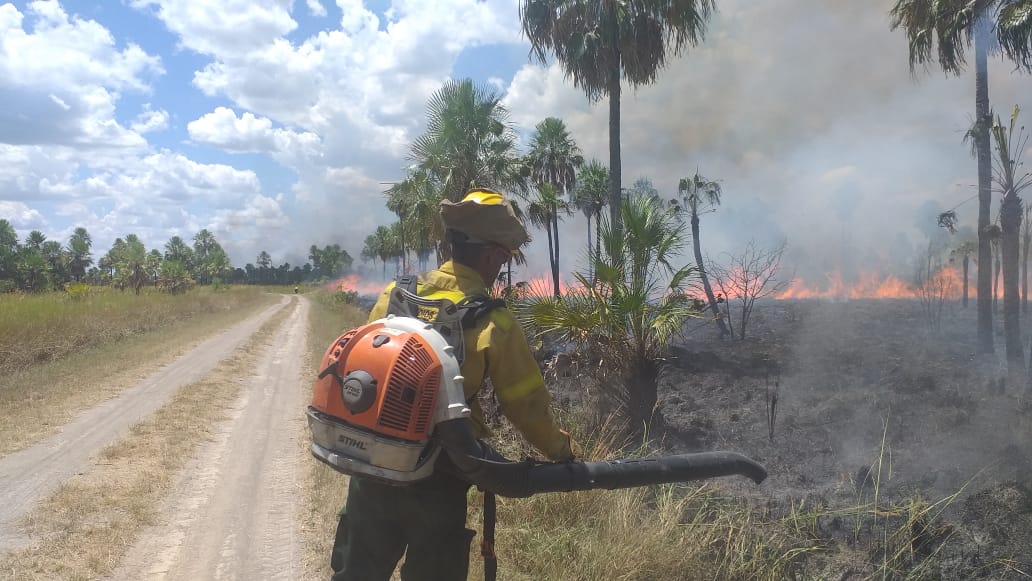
[307,315,767,497]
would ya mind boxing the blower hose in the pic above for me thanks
[433,419,767,498]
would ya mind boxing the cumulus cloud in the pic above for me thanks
[0,200,47,231]
[128,0,297,56]
[131,105,169,134]
[306,0,327,18]
[0,1,162,148]
[187,107,322,165]
[6,0,1030,280]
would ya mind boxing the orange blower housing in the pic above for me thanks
[307,316,471,483]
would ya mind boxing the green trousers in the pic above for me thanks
[330,468,475,581]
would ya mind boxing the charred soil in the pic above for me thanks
[553,298,1032,579]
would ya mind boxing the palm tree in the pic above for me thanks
[410,79,527,204]
[0,219,17,286]
[402,79,530,262]
[521,0,716,236]
[257,250,272,283]
[951,239,979,308]
[990,106,1032,376]
[573,160,609,282]
[670,172,730,337]
[1023,204,1032,311]
[113,235,150,295]
[517,193,698,433]
[25,230,46,250]
[361,235,381,276]
[41,240,65,283]
[367,225,396,277]
[164,235,194,268]
[527,117,584,296]
[890,0,1032,353]
[67,227,92,281]
[385,179,415,273]
[528,184,571,297]
[192,229,218,284]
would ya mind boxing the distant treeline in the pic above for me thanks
[0,219,352,294]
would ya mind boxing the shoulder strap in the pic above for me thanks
[386,275,422,319]
[456,295,507,328]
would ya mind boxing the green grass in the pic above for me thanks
[0,285,276,455]
[0,285,268,376]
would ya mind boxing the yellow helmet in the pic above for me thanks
[439,188,529,252]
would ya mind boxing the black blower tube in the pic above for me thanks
[434,419,767,499]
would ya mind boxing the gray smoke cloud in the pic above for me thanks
[503,0,1031,289]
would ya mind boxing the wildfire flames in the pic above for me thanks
[325,273,388,296]
[325,267,984,302]
[774,266,974,300]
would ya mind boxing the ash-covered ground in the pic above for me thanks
[549,298,1032,579]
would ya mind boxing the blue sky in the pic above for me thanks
[1,0,1030,285]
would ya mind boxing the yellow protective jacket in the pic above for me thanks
[368,261,573,462]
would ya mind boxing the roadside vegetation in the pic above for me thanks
[301,290,367,580]
[0,305,294,581]
[0,285,270,375]
[0,286,276,455]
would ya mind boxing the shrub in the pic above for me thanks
[64,282,91,301]
[333,290,358,304]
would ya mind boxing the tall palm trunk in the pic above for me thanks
[586,213,593,283]
[1001,192,1023,376]
[691,211,729,337]
[552,206,561,297]
[1023,228,1030,312]
[975,14,994,353]
[544,216,556,295]
[595,211,602,282]
[628,357,660,433]
[608,57,623,237]
[963,254,970,308]
[994,249,1001,312]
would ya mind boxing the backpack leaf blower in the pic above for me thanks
[307,315,767,497]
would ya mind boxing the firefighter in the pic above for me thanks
[330,188,576,581]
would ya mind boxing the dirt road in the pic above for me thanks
[0,295,292,549]
[0,294,314,579]
[108,295,311,580]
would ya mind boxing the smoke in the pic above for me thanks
[503,0,1031,288]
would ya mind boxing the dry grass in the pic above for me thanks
[0,304,293,581]
[293,294,995,580]
[0,287,275,456]
[300,291,367,580]
[0,285,269,375]
[461,413,989,581]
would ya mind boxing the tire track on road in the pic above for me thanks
[109,296,309,580]
[0,295,291,551]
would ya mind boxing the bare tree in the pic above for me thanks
[916,240,960,331]
[706,240,790,340]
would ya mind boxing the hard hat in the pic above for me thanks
[439,188,529,252]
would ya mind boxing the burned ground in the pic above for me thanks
[551,298,1032,579]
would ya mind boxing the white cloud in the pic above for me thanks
[306,0,327,18]
[0,201,47,230]
[187,107,322,167]
[0,1,162,148]
[129,0,297,56]
[131,105,169,134]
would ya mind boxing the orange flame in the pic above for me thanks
[324,273,387,296]
[775,267,972,300]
